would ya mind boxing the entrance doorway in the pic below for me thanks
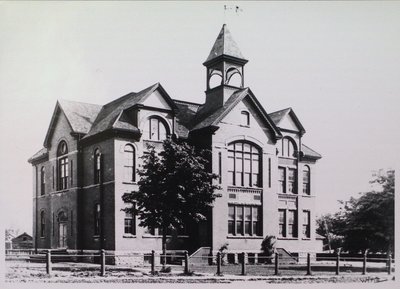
[57,211,68,248]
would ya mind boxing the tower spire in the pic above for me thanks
[202,25,248,108]
[204,24,247,66]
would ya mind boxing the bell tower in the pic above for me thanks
[203,24,248,107]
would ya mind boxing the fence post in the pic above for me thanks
[216,252,222,276]
[184,250,189,275]
[387,253,392,275]
[46,250,52,275]
[335,251,340,275]
[151,250,155,275]
[306,253,312,275]
[100,249,105,276]
[362,250,367,275]
[274,252,279,275]
[241,252,246,276]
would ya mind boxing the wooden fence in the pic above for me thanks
[5,250,395,277]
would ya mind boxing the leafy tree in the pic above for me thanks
[122,138,220,260]
[316,213,345,252]
[317,170,394,253]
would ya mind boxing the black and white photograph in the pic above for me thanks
[0,1,398,287]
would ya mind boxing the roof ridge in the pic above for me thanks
[58,99,102,107]
[173,99,202,106]
[211,88,249,126]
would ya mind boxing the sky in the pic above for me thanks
[0,1,399,235]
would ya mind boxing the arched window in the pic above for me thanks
[209,72,223,89]
[144,117,168,141]
[302,166,310,195]
[40,210,45,237]
[280,137,296,158]
[94,204,101,236]
[241,111,250,126]
[227,141,261,187]
[124,144,135,182]
[94,149,101,184]
[225,67,242,87]
[40,167,45,195]
[57,141,69,190]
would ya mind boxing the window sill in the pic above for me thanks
[277,237,299,240]
[301,194,312,197]
[227,235,263,239]
[302,238,311,241]
[142,235,162,239]
[122,182,137,185]
[227,186,263,191]
[143,140,164,143]
[278,193,298,197]
[54,189,70,194]
[123,234,137,239]
[142,235,189,239]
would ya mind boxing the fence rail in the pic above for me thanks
[5,250,395,278]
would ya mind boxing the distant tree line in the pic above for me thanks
[317,170,394,254]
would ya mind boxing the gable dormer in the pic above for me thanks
[269,108,305,136]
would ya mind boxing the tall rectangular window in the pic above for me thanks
[278,209,286,237]
[218,152,222,184]
[70,160,73,186]
[124,212,136,235]
[94,204,101,236]
[278,167,286,193]
[124,145,135,182]
[288,210,297,237]
[303,167,310,195]
[268,158,271,188]
[288,169,296,194]
[228,150,235,185]
[228,204,262,236]
[40,211,45,238]
[40,167,45,195]
[59,157,69,190]
[228,206,235,234]
[252,206,261,236]
[94,150,101,184]
[236,206,244,235]
[302,211,310,238]
[244,206,251,235]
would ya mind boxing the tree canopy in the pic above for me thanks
[317,170,394,253]
[122,138,220,253]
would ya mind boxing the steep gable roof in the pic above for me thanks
[83,83,177,139]
[43,100,102,147]
[173,99,202,138]
[58,100,103,134]
[204,24,247,65]
[191,88,282,140]
[269,107,306,135]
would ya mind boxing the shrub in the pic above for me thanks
[261,235,276,264]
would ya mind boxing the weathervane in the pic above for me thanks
[223,5,243,24]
